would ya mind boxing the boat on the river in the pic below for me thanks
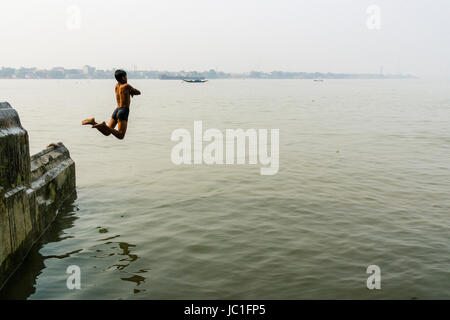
[183,79,208,83]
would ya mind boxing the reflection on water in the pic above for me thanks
[0,190,148,300]
[0,193,78,300]
[92,230,147,292]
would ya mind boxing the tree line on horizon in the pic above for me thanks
[0,66,415,80]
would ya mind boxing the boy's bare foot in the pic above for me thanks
[82,118,95,125]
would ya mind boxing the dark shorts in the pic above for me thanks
[111,107,129,122]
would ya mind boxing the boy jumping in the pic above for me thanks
[82,69,141,140]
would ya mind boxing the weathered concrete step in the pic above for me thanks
[0,102,76,290]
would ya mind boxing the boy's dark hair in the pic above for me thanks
[114,69,127,83]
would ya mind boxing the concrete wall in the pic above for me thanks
[0,102,76,289]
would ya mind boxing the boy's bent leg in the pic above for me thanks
[109,119,127,140]
[93,121,112,136]
[107,118,117,130]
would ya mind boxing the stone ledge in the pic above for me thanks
[0,102,76,290]
[0,102,25,132]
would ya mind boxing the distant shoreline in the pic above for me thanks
[0,76,417,80]
[0,66,416,80]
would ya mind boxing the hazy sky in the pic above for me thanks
[1,0,449,77]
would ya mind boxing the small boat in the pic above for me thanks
[183,79,208,83]
[313,79,324,82]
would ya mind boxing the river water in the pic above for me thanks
[0,79,448,299]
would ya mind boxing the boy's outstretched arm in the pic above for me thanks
[128,84,141,97]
